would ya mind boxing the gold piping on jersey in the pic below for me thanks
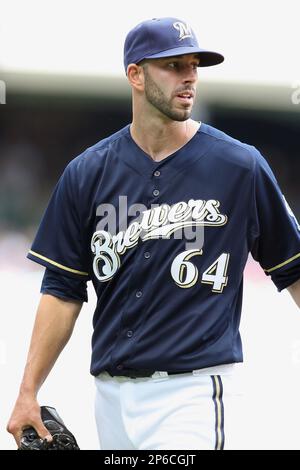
[264,252,300,273]
[211,375,225,450]
[28,250,89,276]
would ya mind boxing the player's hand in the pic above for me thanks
[6,395,53,448]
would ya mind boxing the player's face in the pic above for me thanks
[142,54,199,122]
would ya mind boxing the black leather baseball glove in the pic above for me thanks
[19,406,80,450]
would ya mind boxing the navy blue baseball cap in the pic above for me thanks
[124,17,224,73]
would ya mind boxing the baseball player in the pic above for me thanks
[7,17,300,450]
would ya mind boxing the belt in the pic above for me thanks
[107,369,193,379]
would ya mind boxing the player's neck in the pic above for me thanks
[130,117,200,162]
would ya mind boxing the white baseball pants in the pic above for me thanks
[94,364,240,450]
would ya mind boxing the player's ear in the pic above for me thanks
[127,63,145,91]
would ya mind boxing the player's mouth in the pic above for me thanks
[175,90,194,105]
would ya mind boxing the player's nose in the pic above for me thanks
[182,65,198,84]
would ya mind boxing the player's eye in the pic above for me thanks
[166,62,199,71]
[167,62,179,69]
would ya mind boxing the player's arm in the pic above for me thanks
[287,278,300,308]
[7,293,82,447]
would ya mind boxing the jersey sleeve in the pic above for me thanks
[27,160,91,280]
[250,149,300,291]
[40,267,88,302]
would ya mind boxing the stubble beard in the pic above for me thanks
[143,68,192,122]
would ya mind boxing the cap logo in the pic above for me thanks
[173,21,193,41]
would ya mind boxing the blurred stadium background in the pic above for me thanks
[0,0,300,449]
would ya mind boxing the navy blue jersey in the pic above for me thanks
[28,123,300,376]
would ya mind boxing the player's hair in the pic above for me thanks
[137,59,149,69]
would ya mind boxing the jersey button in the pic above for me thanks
[154,170,161,177]
[136,290,143,298]
[144,252,151,259]
[126,330,133,338]
[153,189,160,197]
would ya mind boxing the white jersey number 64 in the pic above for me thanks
[171,249,230,293]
